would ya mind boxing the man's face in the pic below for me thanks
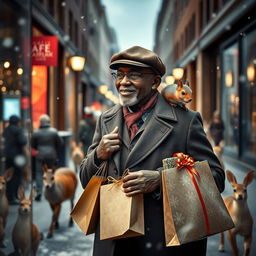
[115,66,159,106]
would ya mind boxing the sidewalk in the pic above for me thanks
[37,226,94,256]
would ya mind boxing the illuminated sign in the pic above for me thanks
[32,36,58,66]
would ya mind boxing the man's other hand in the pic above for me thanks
[122,170,160,196]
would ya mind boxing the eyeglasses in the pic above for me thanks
[111,71,155,81]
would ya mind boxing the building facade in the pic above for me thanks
[155,0,256,166]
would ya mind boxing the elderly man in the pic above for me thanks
[80,46,224,256]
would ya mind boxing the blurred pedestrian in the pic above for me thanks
[3,115,27,204]
[80,46,224,256]
[209,110,225,146]
[79,108,96,154]
[31,114,63,201]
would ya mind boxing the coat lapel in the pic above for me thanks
[125,95,177,168]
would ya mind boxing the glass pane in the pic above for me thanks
[244,30,256,158]
[222,43,239,153]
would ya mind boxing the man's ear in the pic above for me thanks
[152,75,161,90]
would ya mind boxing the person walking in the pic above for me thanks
[80,46,225,256]
[209,110,225,146]
[31,114,63,201]
[3,115,27,204]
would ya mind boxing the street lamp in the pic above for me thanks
[99,85,108,94]
[247,64,255,82]
[69,56,85,71]
[165,75,175,85]
[225,71,233,87]
[172,67,184,80]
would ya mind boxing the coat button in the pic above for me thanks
[114,168,118,175]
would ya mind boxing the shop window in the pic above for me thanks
[32,65,48,129]
[243,30,256,158]
[222,43,239,153]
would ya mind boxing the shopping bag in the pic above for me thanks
[71,161,108,235]
[162,153,234,246]
[100,170,144,240]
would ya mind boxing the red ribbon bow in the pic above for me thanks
[173,152,211,235]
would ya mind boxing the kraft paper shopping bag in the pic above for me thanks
[100,171,144,240]
[71,161,108,235]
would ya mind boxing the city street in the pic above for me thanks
[1,155,255,256]
[0,0,256,255]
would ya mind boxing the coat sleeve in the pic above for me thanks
[187,112,225,192]
[79,114,104,188]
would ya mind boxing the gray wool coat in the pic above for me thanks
[80,93,225,256]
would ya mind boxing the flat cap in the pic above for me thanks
[110,46,166,77]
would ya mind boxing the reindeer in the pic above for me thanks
[71,140,84,173]
[0,168,13,248]
[43,166,77,238]
[11,185,41,256]
[219,170,255,256]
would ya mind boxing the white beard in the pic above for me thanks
[119,93,140,106]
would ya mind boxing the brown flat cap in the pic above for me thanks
[110,46,166,77]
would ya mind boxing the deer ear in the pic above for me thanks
[243,171,255,187]
[177,80,183,89]
[70,139,76,149]
[52,164,57,172]
[30,186,36,201]
[4,167,14,182]
[17,185,25,201]
[226,170,237,186]
[42,164,48,172]
[219,140,224,148]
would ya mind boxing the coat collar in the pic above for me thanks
[102,93,177,170]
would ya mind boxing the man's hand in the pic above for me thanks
[122,170,160,196]
[96,127,121,160]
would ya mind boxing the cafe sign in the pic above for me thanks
[32,36,58,66]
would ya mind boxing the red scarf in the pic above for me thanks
[123,91,158,140]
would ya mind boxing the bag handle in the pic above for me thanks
[95,161,109,177]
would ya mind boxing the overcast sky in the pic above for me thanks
[101,0,162,51]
